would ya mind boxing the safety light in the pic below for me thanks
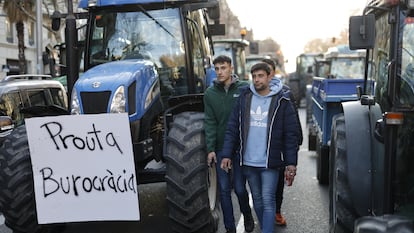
[407,0,414,9]
[384,112,404,125]
[385,0,400,6]
[405,17,414,24]
[110,86,126,113]
[70,88,80,114]
[87,0,98,7]
[240,28,247,36]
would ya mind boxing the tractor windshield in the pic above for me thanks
[298,55,316,74]
[329,57,365,79]
[88,8,185,69]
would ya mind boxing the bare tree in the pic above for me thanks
[303,28,350,54]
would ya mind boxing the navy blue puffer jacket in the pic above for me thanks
[221,85,300,168]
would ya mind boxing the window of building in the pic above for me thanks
[6,18,13,43]
[28,22,35,46]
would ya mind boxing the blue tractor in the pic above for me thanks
[308,45,370,185]
[0,0,225,233]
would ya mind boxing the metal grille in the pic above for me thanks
[80,91,111,114]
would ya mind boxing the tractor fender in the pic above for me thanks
[341,101,383,216]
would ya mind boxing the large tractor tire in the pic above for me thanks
[308,132,316,151]
[316,134,329,185]
[165,112,219,233]
[354,215,414,233]
[308,122,317,151]
[0,125,64,233]
[329,114,357,233]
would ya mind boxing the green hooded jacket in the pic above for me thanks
[203,75,248,153]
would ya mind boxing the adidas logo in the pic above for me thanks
[250,106,268,121]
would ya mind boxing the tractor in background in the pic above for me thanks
[308,45,369,185]
[213,37,250,82]
[288,52,323,107]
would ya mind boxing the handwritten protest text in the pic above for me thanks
[40,167,137,198]
[40,121,123,154]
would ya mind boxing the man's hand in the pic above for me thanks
[221,158,232,173]
[207,152,217,167]
[284,165,297,186]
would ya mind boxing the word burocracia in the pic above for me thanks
[40,121,123,154]
[40,167,136,197]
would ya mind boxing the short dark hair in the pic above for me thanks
[251,62,271,75]
[261,58,276,71]
[213,55,232,65]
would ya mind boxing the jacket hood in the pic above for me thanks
[213,74,239,87]
[249,77,283,97]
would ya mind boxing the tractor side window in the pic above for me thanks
[400,16,414,106]
[395,15,414,216]
[26,90,47,106]
[187,10,208,94]
[49,88,67,108]
[372,13,391,112]
[235,46,247,81]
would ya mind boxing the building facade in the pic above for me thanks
[0,1,76,79]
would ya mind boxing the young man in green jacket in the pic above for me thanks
[204,55,254,233]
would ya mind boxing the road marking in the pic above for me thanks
[0,214,4,225]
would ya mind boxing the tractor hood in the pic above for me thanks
[73,59,159,118]
[76,60,156,91]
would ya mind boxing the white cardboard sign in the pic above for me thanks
[25,113,140,224]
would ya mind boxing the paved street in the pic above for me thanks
[0,108,329,233]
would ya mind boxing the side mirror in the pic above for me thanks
[207,2,220,21]
[51,11,61,31]
[0,116,14,137]
[349,14,375,50]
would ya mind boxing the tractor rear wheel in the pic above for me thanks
[329,114,356,233]
[288,80,301,108]
[165,112,219,233]
[0,125,64,233]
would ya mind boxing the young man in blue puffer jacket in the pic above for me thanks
[221,62,300,233]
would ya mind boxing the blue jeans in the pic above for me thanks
[216,151,251,230]
[243,166,279,233]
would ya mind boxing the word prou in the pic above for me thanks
[40,121,123,154]
[40,167,136,198]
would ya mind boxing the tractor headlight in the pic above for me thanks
[70,88,80,115]
[110,86,126,113]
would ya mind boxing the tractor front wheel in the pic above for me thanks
[329,114,356,233]
[165,112,219,233]
[0,125,64,233]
